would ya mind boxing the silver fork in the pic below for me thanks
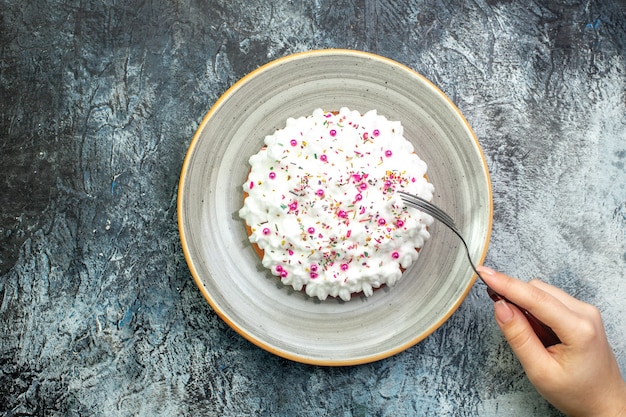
[398,191,561,347]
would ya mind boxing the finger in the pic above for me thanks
[493,299,553,372]
[528,279,589,311]
[477,266,578,337]
[529,280,601,323]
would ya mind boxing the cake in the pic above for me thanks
[239,107,434,301]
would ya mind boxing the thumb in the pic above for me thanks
[493,300,551,368]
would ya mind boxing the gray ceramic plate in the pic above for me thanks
[178,50,492,365]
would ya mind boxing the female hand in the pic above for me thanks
[477,266,626,417]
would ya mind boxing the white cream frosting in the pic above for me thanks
[239,107,434,301]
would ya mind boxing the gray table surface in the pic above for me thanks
[1,1,625,416]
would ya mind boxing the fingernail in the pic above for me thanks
[494,300,514,323]
[476,265,496,276]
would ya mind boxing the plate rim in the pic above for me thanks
[178,48,493,366]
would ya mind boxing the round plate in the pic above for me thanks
[178,49,492,365]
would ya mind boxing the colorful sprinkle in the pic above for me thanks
[385,150,393,157]
[290,139,298,146]
[263,227,271,235]
[392,251,400,259]
[329,129,337,137]
[373,129,380,137]
[269,172,276,179]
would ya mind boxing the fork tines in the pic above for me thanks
[397,191,457,230]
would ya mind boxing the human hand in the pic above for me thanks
[477,266,626,417]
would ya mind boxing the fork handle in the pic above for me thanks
[486,287,561,348]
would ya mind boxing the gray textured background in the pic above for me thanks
[1,0,625,416]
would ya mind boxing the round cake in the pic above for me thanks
[239,107,434,301]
